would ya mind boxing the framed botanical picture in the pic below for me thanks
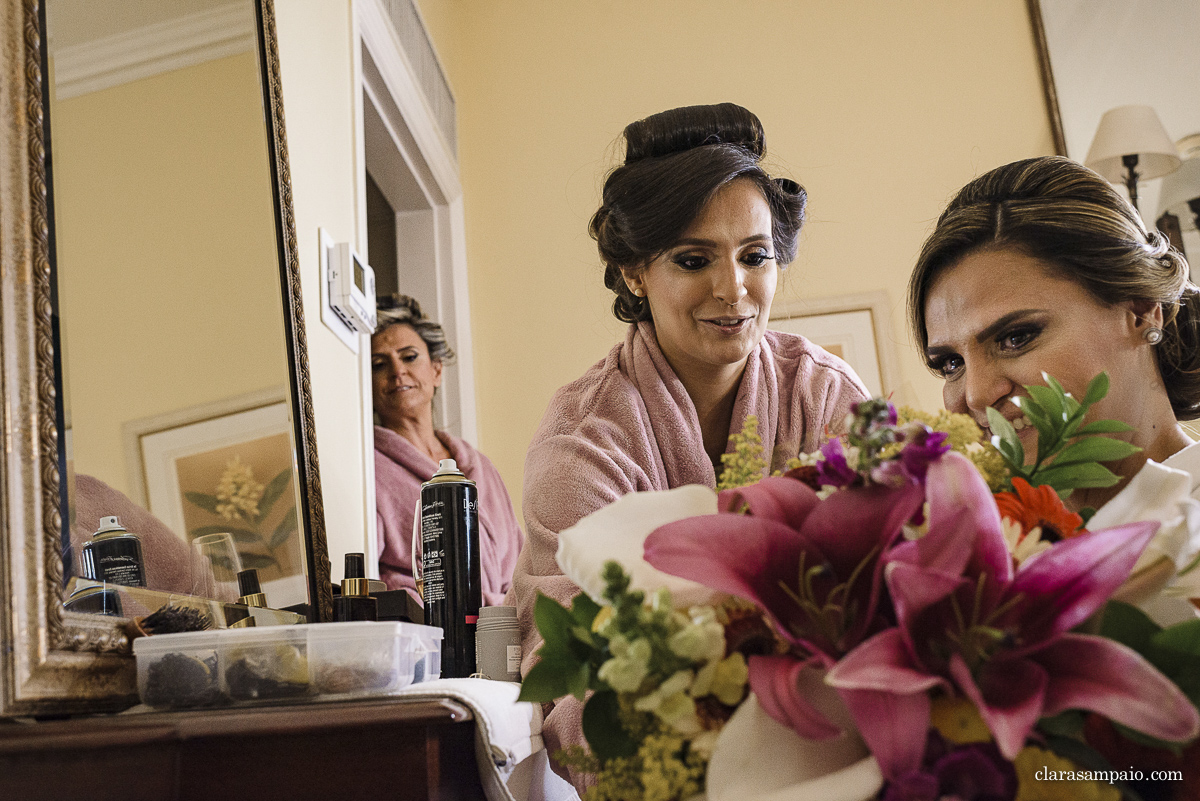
[769,291,900,399]
[123,388,306,604]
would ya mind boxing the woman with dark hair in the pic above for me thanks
[507,103,868,784]
[908,155,1200,624]
[372,294,523,605]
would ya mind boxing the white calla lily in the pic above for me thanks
[555,485,721,607]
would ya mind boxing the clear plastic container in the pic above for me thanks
[220,625,311,703]
[133,621,444,708]
[309,621,415,696]
[133,631,225,709]
[400,622,443,683]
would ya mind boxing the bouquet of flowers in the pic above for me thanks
[518,373,1200,801]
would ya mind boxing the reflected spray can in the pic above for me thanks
[419,459,481,678]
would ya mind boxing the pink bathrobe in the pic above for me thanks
[507,321,869,789]
[375,426,524,606]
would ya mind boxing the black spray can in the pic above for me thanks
[80,516,147,588]
[419,459,480,678]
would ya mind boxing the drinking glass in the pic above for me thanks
[191,532,242,601]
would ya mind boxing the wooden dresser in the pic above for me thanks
[0,697,485,800]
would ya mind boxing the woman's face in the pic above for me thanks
[626,178,778,383]
[371,324,442,427]
[923,247,1158,458]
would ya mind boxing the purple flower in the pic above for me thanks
[817,438,859,488]
[827,452,1200,778]
[643,473,924,739]
[898,426,950,481]
[883,732,1014,801]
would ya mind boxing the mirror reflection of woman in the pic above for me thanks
[507,103,869,786]
[371,295,524,606]
[908,155,1200,625]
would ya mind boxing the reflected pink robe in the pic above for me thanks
[506,321,869,789]
[375,427,524,607]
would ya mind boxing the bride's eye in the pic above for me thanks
[998,325,1041,352]
[741,249,775,268]
[672,254,709,271]
[927,353,963,379]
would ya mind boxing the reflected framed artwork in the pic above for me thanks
[769,291,900,399]
[124,389,306,605]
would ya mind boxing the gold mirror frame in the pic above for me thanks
[1026,0,1068,157]
[0,0,332,716]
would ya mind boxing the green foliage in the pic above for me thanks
[583,691,638,760]
[1100,601,1200,751]
[519,592,606,704]
[185,466,296,577]
[717,415,767,491]
[988,372,1138,498]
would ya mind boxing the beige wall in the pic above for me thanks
[414,0,1055,508]
[52,52,288,496]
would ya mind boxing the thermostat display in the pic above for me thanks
[329,242,377,333]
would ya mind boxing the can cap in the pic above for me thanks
[433,458,463,477]
[92,516,129,539]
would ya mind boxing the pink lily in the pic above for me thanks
[644,474,925,738]
[827,452,1200,778]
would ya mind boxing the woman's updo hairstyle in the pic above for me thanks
[374,293,456,364]
[590,103,807,323]
[907,155,1200,418]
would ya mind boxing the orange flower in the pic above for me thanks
[994,477,1085,542]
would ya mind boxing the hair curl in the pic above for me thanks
[590,103,808,323]
[907,155,1200,419]
[373,293,456,364]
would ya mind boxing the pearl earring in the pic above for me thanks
[632,288,644,297]
[1144,327,1164,345]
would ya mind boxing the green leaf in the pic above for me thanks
[1026,384,1067,425]
[570,593,602,630]
[1076,419,1136,435]
[1044,373,1068,398]
[519,652,584,703]
[190,524,262,544]
[986,407,1024,468]
[1029,461,1121,491]
[1051,436,1140,467]
[582,691,638,760]
[257,468,294,520]
[1151,619,1200,679]
[269,507,298,549]
[533,592,581,655]
[1017,400,1052,433]
[1083,372,1110,407]
[1099,601,1161,654]
[239,553,278,570]
[184,492,221,514]
[1037,710,1085,738]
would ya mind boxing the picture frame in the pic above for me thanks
[122,387,307,606]
[769,290,900,399]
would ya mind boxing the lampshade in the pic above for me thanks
[1158,134,1200,231]
[1084,105,1181,182]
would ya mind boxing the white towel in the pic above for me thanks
[394,678,579,801]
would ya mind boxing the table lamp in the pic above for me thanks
[1084,105,1181,213]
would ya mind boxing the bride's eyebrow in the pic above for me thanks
[924,309,1044,362]
[974,310,1043,344]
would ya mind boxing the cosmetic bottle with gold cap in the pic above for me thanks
[227,569,267,628]
[333,553,378,622]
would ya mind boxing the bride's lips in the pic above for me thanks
[700,315,753,334]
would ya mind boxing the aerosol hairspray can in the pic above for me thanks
[419,459,481,678]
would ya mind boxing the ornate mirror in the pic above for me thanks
[0,0,332,716]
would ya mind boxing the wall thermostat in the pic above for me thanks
[328,242,377,333]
